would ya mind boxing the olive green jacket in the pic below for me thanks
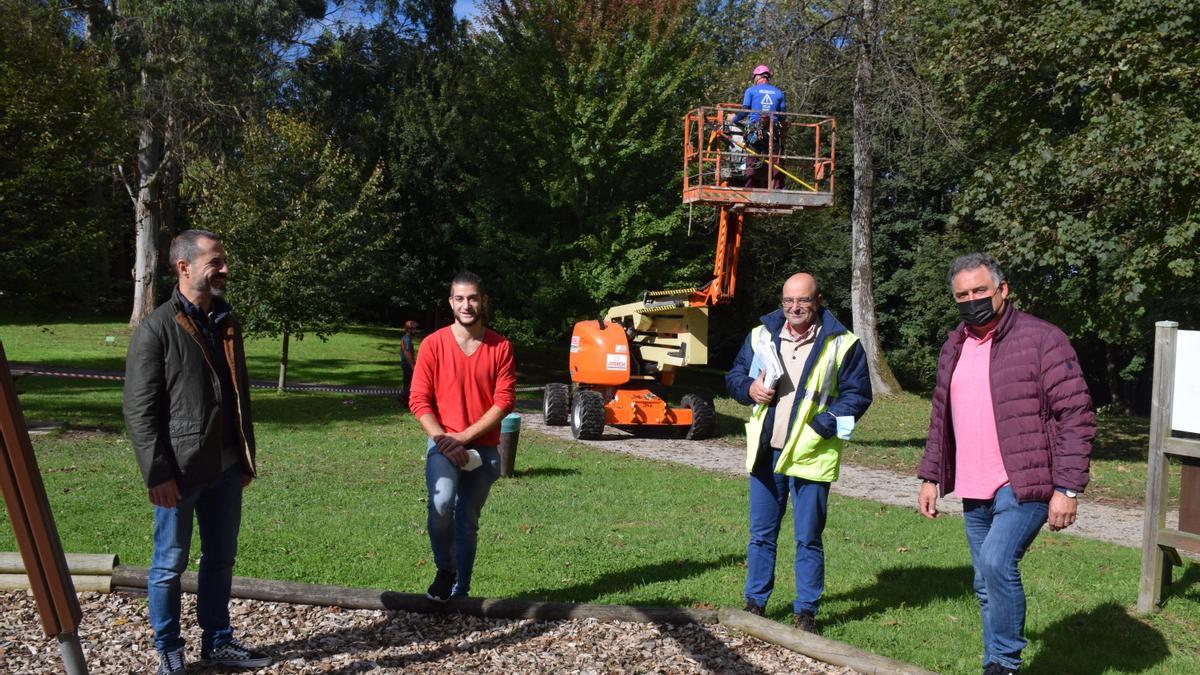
[123,292,257,490]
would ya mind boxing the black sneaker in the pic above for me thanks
[983,663,1018,675]
[201,639,271,668]
[426,569,456,603]
[157,647,185,675]
[744,600,765,616]
[794,610,817,632]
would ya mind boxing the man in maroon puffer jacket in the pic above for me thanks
[917,252,1095,675]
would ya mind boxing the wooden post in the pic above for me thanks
[0,342,87,673]
[1138,322,1176,612]
[1135,321,1200,613]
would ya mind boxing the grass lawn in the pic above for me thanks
[0,315,1181,508]
[2,379,1199,674]
[2,312,1184,511]
[0,314,406,387]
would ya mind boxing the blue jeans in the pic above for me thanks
[962,484,1049,670]
[425,441,500,597]
[745,446,830,614]
[148,464,244,653]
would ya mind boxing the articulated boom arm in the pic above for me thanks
[552,106,836,440]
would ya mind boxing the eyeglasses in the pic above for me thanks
[781,296,816,308]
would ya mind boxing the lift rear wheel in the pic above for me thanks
[571,390,606,440]
[681,393,715,440]
[543,383,570,426]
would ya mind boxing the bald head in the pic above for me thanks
[783,273,818,298]
[780,273,822,333]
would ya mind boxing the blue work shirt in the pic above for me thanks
[733,83,786,124]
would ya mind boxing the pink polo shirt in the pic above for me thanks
[950,328,1010,499]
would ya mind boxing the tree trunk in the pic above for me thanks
[129,91,162,328]
[1105,343,1129,413]
[851,0,901,397]
[277,331,290,393]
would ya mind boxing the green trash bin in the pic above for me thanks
[498,413,522,477]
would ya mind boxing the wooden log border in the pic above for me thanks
[110,565,934,674]
[111,565,717,625]
[0,552,118,576]
[0,552,119,593]
[719,608,938,675]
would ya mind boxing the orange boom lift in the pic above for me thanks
[543,106,836,440]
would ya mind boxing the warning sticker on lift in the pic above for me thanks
[615,344,627,353]
[606,354,628,371]
[570,336,580,353]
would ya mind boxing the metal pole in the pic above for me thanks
[58,632,89,675]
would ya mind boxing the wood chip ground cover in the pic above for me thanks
[1,591,856,673]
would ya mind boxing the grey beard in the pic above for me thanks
[196,277,226,298]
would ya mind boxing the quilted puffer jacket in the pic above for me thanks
[918,304,1095,502]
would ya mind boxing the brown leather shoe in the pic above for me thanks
[744,600,765,616]
[794,610,816,632]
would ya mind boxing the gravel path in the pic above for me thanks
[1,592,852,674]
[515,409,1175,549]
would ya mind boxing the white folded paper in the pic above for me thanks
[750,330,784,390]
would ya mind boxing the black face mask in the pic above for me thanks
[957,296,998,326]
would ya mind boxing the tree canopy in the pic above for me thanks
[4,0,1198,407]
[0,0,126,306]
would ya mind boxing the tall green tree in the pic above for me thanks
[462,0,717,342]
[731,0,946,388]
[69,0,325,327]
[0,0,126,306]
[920,0,1200,406]
[194,113,388,390]
[287,0,472,319]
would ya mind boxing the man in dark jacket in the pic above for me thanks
[124,230,269,674]
[725,273,872,632]
[917,252,1095,675]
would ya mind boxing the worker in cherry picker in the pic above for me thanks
[731,64,787,189]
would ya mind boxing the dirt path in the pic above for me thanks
[516,409,1176,550]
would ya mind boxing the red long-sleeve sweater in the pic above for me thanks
[409,326,517,446]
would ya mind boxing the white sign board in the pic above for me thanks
[1173,329,1200,434]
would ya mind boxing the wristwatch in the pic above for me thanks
[1056,487,1078,499]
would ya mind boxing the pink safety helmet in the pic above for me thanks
[752,64,771,79]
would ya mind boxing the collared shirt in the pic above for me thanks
[950,327,1009,499]
[770,320,820,449]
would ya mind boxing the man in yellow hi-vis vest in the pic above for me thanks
[724,273,873,632]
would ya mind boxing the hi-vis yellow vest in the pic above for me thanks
[745,325,860,482]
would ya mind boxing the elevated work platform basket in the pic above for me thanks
[682,106,835,214]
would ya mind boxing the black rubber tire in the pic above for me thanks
[681,393,716,440]
[543,383,570,426]
[571,390,606,440]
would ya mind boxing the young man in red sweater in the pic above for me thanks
[409,271,517,601]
